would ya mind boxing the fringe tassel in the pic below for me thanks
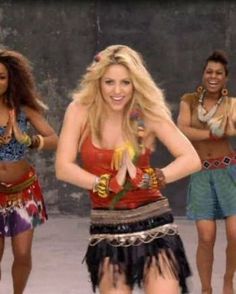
[85,233,191,293]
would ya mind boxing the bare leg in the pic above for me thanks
[223,216,236,294]
[0,236,5,280]
[144,254,180,294]
[196,220,216,294]
[98,257,132,294]
[11,229,34,294]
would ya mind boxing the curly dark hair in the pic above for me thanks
[0,48,47,113]
[204,50,229,76]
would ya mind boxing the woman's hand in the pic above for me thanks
[9,109,26,142]
[2,112,13,144]
[115,151,128,186]
[124,150,137,179]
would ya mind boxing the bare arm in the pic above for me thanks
[56,101,128,191]
[24,106,58,150]
[177,100,210,141]
[55,102,97,189]
[226,99,236,136]
[148,117,201,183]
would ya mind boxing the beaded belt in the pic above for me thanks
[89,223,178,247]
[202,153,236,170]
[90,197,171,225]
[0,174,37,194]
[89,198,178,247]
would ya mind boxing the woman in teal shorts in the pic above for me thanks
[177,50,236,294]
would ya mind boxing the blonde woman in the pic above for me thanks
[177,50,236,294]
[56,45,201,294]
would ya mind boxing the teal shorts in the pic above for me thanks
[187,164,236,220]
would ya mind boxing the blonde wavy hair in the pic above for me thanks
[73,45,171,152]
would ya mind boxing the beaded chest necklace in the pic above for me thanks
[197,90,224,123]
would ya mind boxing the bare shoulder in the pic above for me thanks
[22,105,41,119]
[65,100,89,122]
[145,116,175,132]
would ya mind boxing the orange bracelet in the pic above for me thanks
[130,168,144,187]
[109,176,123,194]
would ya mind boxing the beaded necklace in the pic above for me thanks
[197,90,224,123]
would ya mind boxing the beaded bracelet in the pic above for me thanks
[130,168,151,189]
[145,167,166,190]
[134,167,166,190]
[144,168,158,189]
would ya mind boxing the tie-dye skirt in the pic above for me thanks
[187,153,236,220]
[0,167,47,237]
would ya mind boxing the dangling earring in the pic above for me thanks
[196,85,205,95]
[196,85,206,105]
[221,88,228,97]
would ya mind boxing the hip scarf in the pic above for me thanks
[202,152,236,170]
[0,168,47,236]
[85,198,191,293]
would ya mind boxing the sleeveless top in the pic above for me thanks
[80,136,162,209]
[181,92,204,129]
[0,111,28,161]
[181,92,236,135]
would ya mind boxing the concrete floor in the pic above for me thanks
[0,216,234,294]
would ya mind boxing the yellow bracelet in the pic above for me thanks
[19,132,32,147]
[97,174,111,198]
[144,168,158,189]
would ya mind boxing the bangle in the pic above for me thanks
[145,168,158,189]
[37,134,44,150]
[109,176,123,194]
[29,135,40,149]
[92,176,100,192]
[29,134,44,150]
[155,168,166,189]
[130,168,144,187]
[144,168,166,190]
[18,132,32,147]
[130,168,151,189]
[96,174,111,198]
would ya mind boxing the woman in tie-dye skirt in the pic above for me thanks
[0,49,57,293]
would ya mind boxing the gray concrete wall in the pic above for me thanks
[0,0,236,215]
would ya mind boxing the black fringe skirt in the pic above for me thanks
[84,198,191,293]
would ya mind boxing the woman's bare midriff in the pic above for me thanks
[0,160,32,183]
[193,138,234,160]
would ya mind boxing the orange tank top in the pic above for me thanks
[80,136,162,209]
